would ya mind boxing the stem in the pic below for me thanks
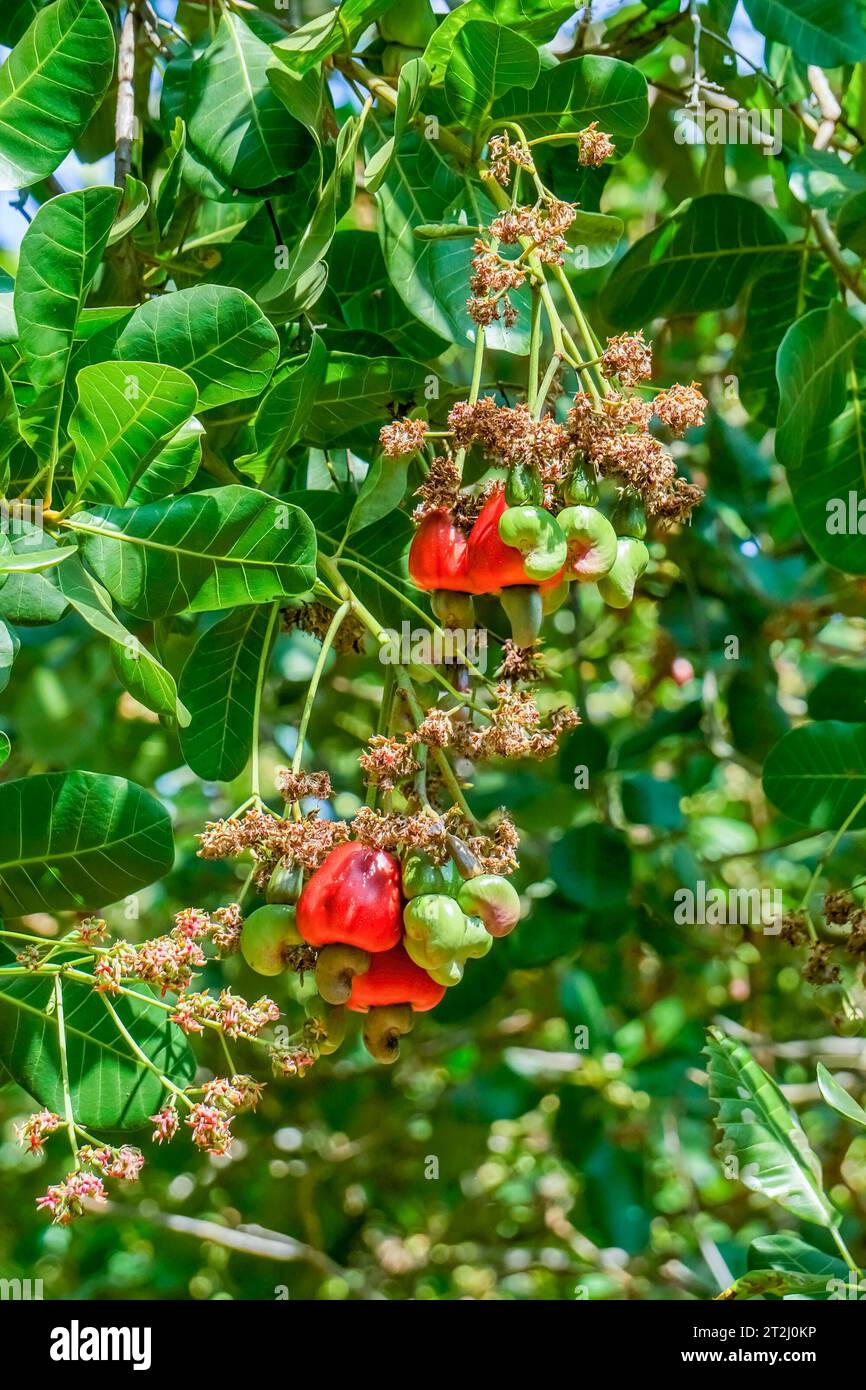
[289,598,351,814]
[100,992,193,1108]
[54,977,80,1168]
[527,285,542,401]
[250,602,281,802]
[831,1224,862,1277]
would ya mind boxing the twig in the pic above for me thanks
[115,3,139,188]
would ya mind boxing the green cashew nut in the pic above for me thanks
[402,849,462,899]
[431,589,475,630]
[557,505,618,582]
[497,505,567,582]
[563,459,599,506]
[241,904,302,976]
[458,874,521,938]
[505,463,544,507]
[315,942,371,1005]
[364,1003,414,1064]
[266,863,303,904]
[597,536,650,609]
[500,585,543,648]
[612,487,647,539]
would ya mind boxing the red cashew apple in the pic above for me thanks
[408,510,471,591]
[346,941,446,1012]
[297,841,403,952]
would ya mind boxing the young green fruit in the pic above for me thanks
[497,505,567,582]
[457,874,521,937]
[402,849,462,899]
[379,0,436,46]
[241,904,303,976]
[363,1003,414,1064]
[315,942,371,1005]
[505,463,544,507]
[557,505,618,582]
[563,459,599,506]
[612,487,647,539]
[499,584,543,648]
[596,537,650,609]
[266,863,303,904]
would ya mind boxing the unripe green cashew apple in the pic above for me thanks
[458,874,521,937]
[241,904,302,976]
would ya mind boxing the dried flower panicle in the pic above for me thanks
[652,382,707,435]
[359,734,421,791]
[276,767,332,803]
[210,902,243,956]
[412,453,462,521]
[484,132,536,186]
[601,332,653,387]
[380,416,427,458]
[576,122,615,166]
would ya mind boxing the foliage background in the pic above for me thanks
[1,0,866,1301]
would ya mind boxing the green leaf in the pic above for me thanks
[279,113,364,289]
[787,147,866,214]
[719,1267,839,1299]
[66,485,317,620]
[14,186,121,461]
[186,12,312,191]
[115,284,279,410]
[775,304,866,575]
[56,558,190,725]
[0,955,195,1130]
[0,732,10,768]
[69,361,199,506]
[179,605,276,780]
[748,1232,847,1284]
[107,174,150,246]
[236,333,327,483]
[377,137,532,350]
[156,117,186,238]
[129,416,205,505]
[838,190,866,257]
[0,0,115,190]
[817,1062,866,1128]
[492,54,648,145]
[271,0,391,77]
[444,21,539,133]
[423,0,574,81]
[742,0,866,67]
[288,488,414,627]
[364,57,430,193]
[603,193,786,328]
[305,353,430,448]
[0,770,175,916]
[0,521,69,625]
[706,1027,839,1228]
[0,618,19,694]
[0,544,77,575]
[763,722,866,830]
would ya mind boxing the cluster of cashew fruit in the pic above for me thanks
[409,466,650,646]
[240,838,520,1063]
